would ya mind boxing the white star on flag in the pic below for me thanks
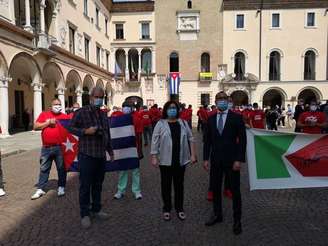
[63,138,75,152]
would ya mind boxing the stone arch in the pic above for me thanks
[96,79,104,88]
[267,48,284,58]
[42,62,65,110]
[8,52,42,131]
[262,87,287,108]
[301,48,319,57]
[65,70,82,108]
[297,86,322,104]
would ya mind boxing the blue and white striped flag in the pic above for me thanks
[59,114,139,172]
[169,72,181,95]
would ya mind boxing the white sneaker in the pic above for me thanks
[81,216,91,229]
[135,193,143,200]
[31,189,46,200]
[57,186,65,197]
[0,188,5,197]
[114,192,124,200]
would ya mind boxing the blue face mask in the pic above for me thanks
[122,106,132,114]
[93,98,103,107]
[167,108,177,119]
[216,100,228,111]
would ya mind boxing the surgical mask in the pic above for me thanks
[216,100,228,111]
[73,108,79,112]
[52,105,62,114]
[122,106,132,114]
[228,102,233,110]
[310,105,317,112]
[93,98,103,107]
[167,108,177,119]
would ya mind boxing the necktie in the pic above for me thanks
[218,113,224,135]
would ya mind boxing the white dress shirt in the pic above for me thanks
[216,109,229,131]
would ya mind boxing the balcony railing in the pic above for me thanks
[199,72,213,81]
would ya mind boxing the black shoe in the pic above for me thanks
[205,215,223,226]
[233,221,242,235]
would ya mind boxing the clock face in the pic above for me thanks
[219,70,226,78]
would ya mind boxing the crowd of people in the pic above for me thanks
[196,98,328,134]
[0,86,327,237]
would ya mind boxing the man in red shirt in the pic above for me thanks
[242,104,252,128]
[297,101,327,134]
[141,106,152,146]
[150,104,161,129]
[250,103,266,129]
[31,98,69,200]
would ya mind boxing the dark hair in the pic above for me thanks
[162,100,180,119]
[253,103,258,108]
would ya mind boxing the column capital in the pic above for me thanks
[56,87,66,95]
[31,82,44,91]
[137,48,142,55]
[40,0,46,8]
[0,76,12,88]
[123,48,130,54]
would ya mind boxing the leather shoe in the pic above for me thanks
[205,215,223,226]
[233,221,242,235]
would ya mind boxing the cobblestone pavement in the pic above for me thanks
[0,132,327,246]
[0,131,41,157]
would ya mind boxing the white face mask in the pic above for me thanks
[52,105,62,114]
[122,106,132,114]
[310,105,317,111]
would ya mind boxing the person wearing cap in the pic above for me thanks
[31,98,69,200]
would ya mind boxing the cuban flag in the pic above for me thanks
[169,72,181,95]
[58,114,139,172]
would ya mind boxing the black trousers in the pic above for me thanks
[208,169,231,192]
[79,153,106,218]
[159,165,186,213]
[210,163,242,222]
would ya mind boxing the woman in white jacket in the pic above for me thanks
[151,101,197,221]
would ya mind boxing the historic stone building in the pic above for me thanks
[0,0,328,137]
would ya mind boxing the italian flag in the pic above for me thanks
[247,129,328,190]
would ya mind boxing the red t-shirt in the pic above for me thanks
[250,110,265,129]
[36,111,69,146]
[198,108,209,122]
[180,109,189,121]
[150,108,161,123]
[207,109,217,118]
[299,111,326,134]
[141,111,152,126]
[133,111,144,134]
[111,111,124,117]
[186,108,193,121]
[242,109,252,125]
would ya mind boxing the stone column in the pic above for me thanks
[137,48,142,81]
[124,48,129,82]
[40,0,46,33]
[75,89,82,107]
[24,0,33,32]
[56,87,66,113]
[0,77,11,136]
[32,83,43,123]
[151,47,156,74]
[110,48,116,74]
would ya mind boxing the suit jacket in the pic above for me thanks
[203,110,246,166]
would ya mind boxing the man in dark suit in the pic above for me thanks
[203,91,246,235]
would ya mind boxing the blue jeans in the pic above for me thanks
[79,153,106,218]
[37,146,67,190]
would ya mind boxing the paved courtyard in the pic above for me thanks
[0,132,327,246]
